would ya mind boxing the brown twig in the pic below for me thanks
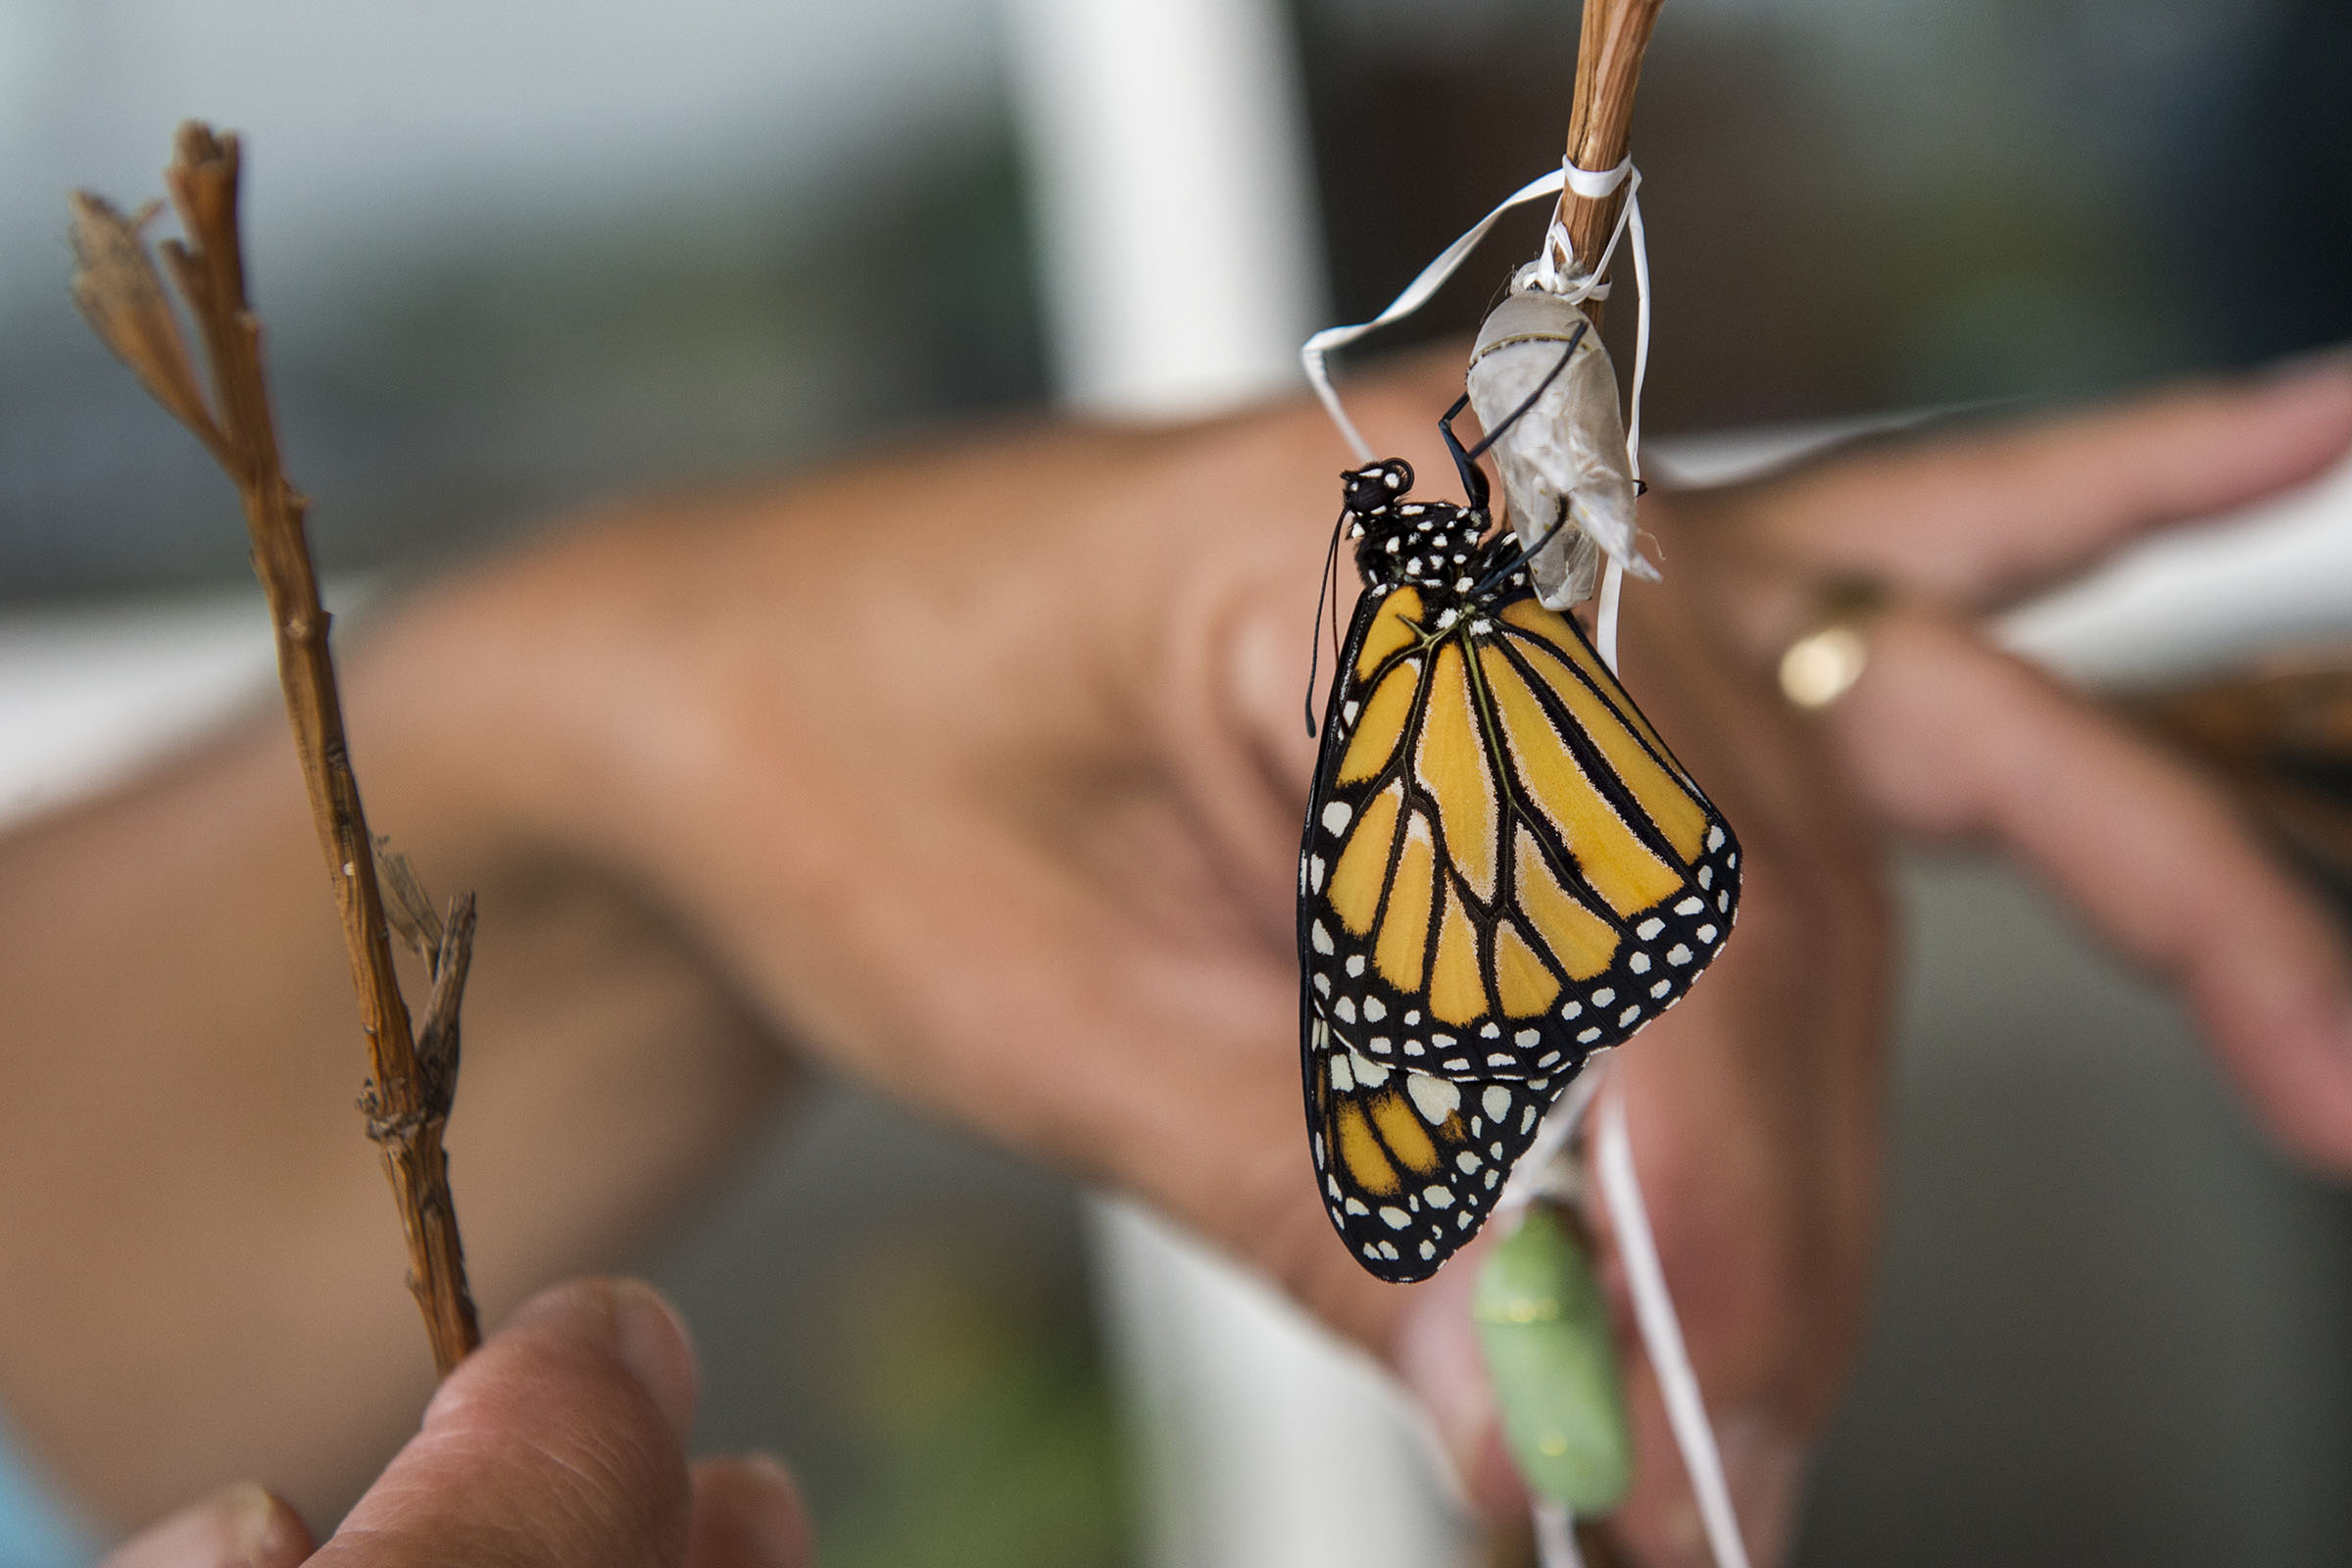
[1552,0,1666,331]
[70,122,480,1375]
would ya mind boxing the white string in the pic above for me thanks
[1594,557,1625,671]
[1595,1087,1753,1568]
[1534,1501,1587,1568]
[1520,156,1648,485]
[1301,166,1569,462]
[1299,154,1651,550]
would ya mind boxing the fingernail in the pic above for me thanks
[610,1279,700,1445]
[1713,1410,1808,1567]
[729,1453,814,1568]
[506,1279,700,1444]
[100,1483,310,1568]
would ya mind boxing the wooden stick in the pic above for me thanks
[1553,0,1666,331]
[1559,9,1668,1562]
[71,122,481,1376]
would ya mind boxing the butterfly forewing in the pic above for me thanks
[1299,479,1740,1284]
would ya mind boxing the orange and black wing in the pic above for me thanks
[1299,580,1739,1281]
[1304,1012,1562,1278]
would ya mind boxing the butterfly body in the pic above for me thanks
[1299,459,1740,1282]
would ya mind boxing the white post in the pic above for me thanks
[1002,3,1463,1565]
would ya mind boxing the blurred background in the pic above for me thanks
[4,1,2352,1565]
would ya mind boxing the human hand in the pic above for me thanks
[1674,354,2352,1171]
[99,1280,808,1568]
[371,359,1886,1567]
[368,349,2352,1568]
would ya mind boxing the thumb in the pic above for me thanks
[311,1278,701,1567]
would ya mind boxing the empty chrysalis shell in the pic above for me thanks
[1465,290,1655,611]
[1473,1201,1633,1514]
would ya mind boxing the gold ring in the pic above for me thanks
[1777,580,1883,710]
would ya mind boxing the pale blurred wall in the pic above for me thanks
[7,0,2348,599]
[0,0,1039,598]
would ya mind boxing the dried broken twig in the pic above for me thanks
[70,122,481,1375]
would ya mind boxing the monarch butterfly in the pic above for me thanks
[1298,402,1740,1284]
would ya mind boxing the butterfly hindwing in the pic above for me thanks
[1303,1013,1556,1281]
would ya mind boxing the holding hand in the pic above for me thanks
[102,1281,807,1568]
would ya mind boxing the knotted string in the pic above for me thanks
[1301,165,1568,464]
[1300,155,1651,486]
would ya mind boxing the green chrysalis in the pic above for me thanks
[1472,1200,1632,1513]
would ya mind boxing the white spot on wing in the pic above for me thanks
[1407,1074,1461,1124]
[1322,801,1352,835]
[1482,1086,1512,1119]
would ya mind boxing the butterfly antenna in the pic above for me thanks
[1303,505,1349,737]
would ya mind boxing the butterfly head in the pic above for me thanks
[1343,458,1507,595]
[1341,460,1412,522]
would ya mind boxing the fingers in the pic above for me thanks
[100,1484,315,1568]
[1707,357,2352,612]
[104,1282,811,1568]
[683,1457,812,1568]
[305,1279,718,1568]
[1831,610,2352,1169]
